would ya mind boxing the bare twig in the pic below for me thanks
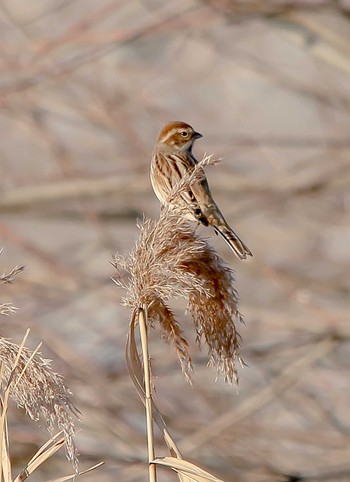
[179,336,336,452]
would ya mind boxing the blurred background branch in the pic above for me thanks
[0,1,349,481]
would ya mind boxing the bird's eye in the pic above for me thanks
[180,131,188,137]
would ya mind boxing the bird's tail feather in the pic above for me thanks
[214,225,253,260]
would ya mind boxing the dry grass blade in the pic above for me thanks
[46,462,105,482]
[1,417,11,482]
[125,310,145,403]
[75,462,105,476]
[13,341,43,389]
[47,474,80,482]
[152,457,225,482]
[13,433,66,482]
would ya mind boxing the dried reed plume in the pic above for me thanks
[0,261,24,316]
[0,256,79,468]
[0,335,80,467]
[114,156,243,384]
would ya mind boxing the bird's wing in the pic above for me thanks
[166,152,209,226]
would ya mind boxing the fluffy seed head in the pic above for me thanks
[0,338,79,466]
[114,207,243,384]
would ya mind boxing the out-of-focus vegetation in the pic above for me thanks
[1,1,350,481]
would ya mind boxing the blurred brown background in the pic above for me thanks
[1,1,350,481]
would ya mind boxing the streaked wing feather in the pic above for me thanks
[168,153,209,225]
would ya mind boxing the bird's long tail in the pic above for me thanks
[214,224,253,260]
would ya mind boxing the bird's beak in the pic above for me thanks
[193,131,203,140]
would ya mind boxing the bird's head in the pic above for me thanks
[156,121,203,152]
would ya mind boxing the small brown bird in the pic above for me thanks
[150,121,252,260]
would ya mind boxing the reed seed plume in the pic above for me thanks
[0,259,24,316]
[0,256,79,470]
[167,154,221,205]
[114,155,243,383]
[0,264,25,285]
[0,337,79,466]
[0,302,17,316]
[185,248,243,384]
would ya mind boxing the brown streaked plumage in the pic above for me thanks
[150,121,252,260]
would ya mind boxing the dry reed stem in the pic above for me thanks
[126,306,228,482]
[138,306,157,482]
[125,312,183,459]
[14,436,103,482]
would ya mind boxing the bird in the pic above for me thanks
[150,121,252,260]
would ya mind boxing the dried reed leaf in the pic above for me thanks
[46,462,104,482]
[13,433,65,482]
[126,311,183,458]
[1,418,11,482]
[125,310,145,402]
[46,474,75,482]
[152,456,225,482]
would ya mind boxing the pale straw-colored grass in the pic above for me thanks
[0,257,103,481]
[0,333,79,466]
[0,331,103,481]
